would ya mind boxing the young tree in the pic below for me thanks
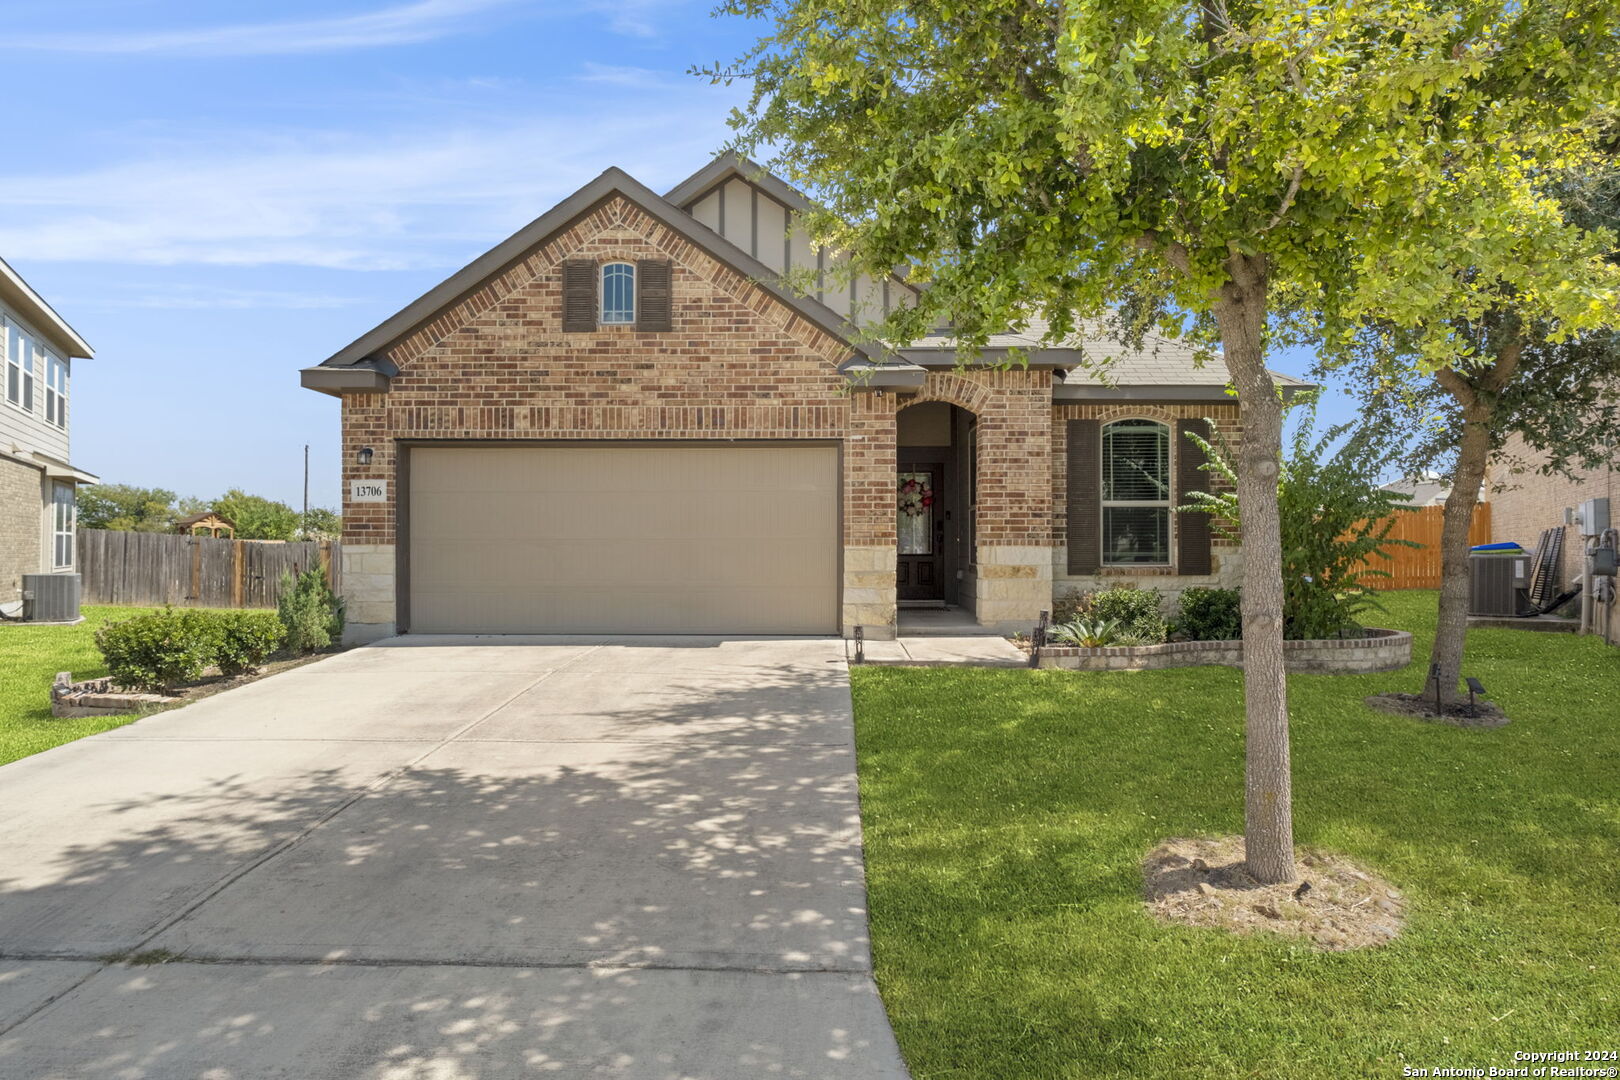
[299,507,343,541]
[1328,167,1620,704]
[1183,402,1420,640]
[712,0,1620,880]
[212,490,301,542]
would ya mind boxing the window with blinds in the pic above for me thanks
[1102,419,1171,564]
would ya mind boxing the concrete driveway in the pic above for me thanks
[0,636,909,1079]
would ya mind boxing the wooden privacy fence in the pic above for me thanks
[1350,504,1493,590]
[76,530,341,609]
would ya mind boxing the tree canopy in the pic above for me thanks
[713,0,1619,357]
[712,0,1620,883]
[210,490,302,541]
[77,484,204,532]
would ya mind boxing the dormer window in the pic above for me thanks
[601,262,636,324]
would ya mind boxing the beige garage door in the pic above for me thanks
[408,445,839,634]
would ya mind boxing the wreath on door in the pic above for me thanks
[898,475,935,518]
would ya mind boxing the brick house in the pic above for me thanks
[302,155,1305,642]
[1490,434,1619,589]
[1,255,96,612]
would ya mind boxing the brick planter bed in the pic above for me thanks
[1035,628,1412,674]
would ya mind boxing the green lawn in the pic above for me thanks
[850,592,1620,1079]
[0,606,174,766]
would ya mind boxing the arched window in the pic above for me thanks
[600,262,636,324]
[1101,418,1171,564]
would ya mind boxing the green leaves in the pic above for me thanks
[1181,402,1421,639]
[717,0,1619,355]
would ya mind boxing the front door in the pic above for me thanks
[896,466,943,601]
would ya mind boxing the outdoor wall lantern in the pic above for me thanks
[357,446,375,466]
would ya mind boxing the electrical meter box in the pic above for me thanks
[1576,497,1611,535]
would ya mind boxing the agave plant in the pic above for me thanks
[1048,617,1123,648]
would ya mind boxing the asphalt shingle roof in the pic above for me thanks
[905,316,1311,388]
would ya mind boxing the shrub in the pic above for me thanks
[1053,585,1168,643]
[1085,585,1168,644]
[1175,587,1243,641]
[215,611,287,676]
[1049,618,1123,647]
[96,608,224,691]
[1181,401,1419,639]
[277,568,346,653]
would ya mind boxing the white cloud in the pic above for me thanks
[577,63,676,88]
[12,0,525,56]
[93,287,364,311]
[0,100,739,270]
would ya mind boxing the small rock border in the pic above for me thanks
[50,649,347,720]
[1144,835,1406,951]
[50,674,170,718]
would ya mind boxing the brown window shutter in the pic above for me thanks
[1175,418,1213,576]
[561,259,596,332]
[1066,418,1101,575]
[636,259,672,332]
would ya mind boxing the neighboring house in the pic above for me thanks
[1381,473,1450,507]
[302,155,1308,641]
[1,256,96,609]
[1490,436,1619,589]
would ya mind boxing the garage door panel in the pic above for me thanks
[408,446,838,635]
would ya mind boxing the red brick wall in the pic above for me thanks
[341,196,857,546]
[915,370,1053,547]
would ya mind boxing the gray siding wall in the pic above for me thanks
[0,299,71,463]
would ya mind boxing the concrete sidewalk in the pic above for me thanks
[851,635,1028,667]
[0,636,908,1079]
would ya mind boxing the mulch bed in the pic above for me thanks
[1143,835,1406,951]
[1364,691,1510,728]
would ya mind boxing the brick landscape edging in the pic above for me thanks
[1036,628,1412,674]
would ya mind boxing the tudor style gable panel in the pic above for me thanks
[669,155,918,329]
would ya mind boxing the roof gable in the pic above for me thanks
[310,165,874,376]
[664,151,817,216]
[0,255,93,359]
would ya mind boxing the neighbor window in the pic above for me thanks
[5,318,36,413]
[1101,418,1171,564]
[52,483,76,569]
[45,354,67,428]
[601,262,635,324]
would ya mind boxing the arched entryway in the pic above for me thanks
[895,399,982,632]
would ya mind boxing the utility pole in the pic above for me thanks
[302,444,310,539]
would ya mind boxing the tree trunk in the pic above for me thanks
[1427,400,1493,706]
[1428,333,1522,706]
[1212,253,1296,886]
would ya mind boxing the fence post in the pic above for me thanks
[188,538,201,604]
[232,540,245,609]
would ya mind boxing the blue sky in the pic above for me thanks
[3,0,1346,510]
